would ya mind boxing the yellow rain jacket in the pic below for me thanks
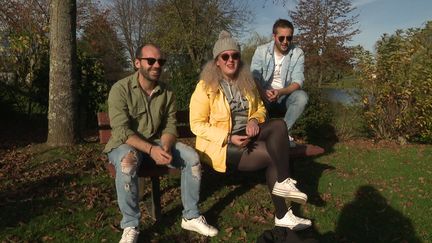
[189,80,266,172]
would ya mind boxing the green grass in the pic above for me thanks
[1,141,431,242]
[322,74,359,89]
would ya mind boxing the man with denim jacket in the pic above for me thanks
[251,19,308,142]
[105,44,217,243]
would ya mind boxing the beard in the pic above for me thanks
[275,42,289,54]
[138,66,160,82]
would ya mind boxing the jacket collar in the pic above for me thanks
[267,40,295,57]
[131,71,163,95]
[266,41,276,56]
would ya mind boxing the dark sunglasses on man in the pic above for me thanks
[137,57,167,66]
[220,52,240,61]
[278,35,293,43]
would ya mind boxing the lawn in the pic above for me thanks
[321,74,359,89]
[0,139,431,242]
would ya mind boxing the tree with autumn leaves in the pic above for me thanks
[355,22,432,143]
[1,0,430,145]
[289,0,359,87]
[0,0,127,146]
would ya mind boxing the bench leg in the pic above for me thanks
[138,177,146,201]
[150,176,162,221]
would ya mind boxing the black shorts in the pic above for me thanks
[225,129,247,172]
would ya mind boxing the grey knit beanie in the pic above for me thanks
[213,30,240,59]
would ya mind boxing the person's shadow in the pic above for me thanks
[329,185,421,242]
[138,130,337,241]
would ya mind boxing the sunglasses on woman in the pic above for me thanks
[220,52,240,61]
[278,35,293,43]
[137,57,167,66]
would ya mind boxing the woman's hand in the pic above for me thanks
[230,135,250,147]
[246,119,260,137]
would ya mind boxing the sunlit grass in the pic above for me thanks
[0,142,431,242]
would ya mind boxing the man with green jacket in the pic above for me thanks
[105,44,218,243]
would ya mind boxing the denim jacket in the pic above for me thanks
[250,41,305,89]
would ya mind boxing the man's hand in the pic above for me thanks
[246,119,260,138]
[160,133,175,156]
[150,146,173,165]
[265,89,279,102]
[231,135,250,147]
[162,144,172,155]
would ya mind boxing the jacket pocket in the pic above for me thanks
[209,113,229,129]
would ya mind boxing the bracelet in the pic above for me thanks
[149,145,153,156]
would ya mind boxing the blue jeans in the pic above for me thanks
[107,141,202,229]
[267,90,308,131]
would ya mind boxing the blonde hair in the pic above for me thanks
[199,60,256,97]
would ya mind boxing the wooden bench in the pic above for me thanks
[98,111,191,221]
[97,111,325,221]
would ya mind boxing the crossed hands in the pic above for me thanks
[265,89,279,102]
[150,145,172,165]
[230,119,260,147]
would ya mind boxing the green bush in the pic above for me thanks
[292,86,334,143]
[357,21,432,143]
[331,103,368,140]
[163,60,199,111]
[76,49,109,128]
[0,31,50,115]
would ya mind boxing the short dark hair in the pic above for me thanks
[272,19,294,35]
[135,44,145,59]
[134,43,161,59]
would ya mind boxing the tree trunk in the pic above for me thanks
[47,0,78,146]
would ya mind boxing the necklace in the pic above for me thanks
[274,54,285,76]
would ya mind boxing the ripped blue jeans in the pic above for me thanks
[107,141,202,229]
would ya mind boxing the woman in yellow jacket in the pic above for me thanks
[189,31,312,231]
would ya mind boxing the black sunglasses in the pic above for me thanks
[137,57,166,66]
[278,35,293,43]
[220,52,240,61]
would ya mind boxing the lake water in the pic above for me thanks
[322,88,360,106]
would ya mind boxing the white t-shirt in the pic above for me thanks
[270,51,286,89]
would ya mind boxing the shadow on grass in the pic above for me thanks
[0,113,47,149]
[200,168,265,226]
[137,155,333,242]
[0,173,77,232]
[139,184,422,242]
[299,185,422,242]
[137,169,262,242]
[305,124,339,157]
[137,161,421,242]
[294,157,335,207]
[333,185,421,242]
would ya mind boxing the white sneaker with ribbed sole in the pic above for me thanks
[275,209,312,231]
[272,178,308,204]
[181,215,218,237]
[119,227,139,243]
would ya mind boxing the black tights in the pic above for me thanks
[230,119,292,219]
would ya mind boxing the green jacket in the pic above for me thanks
[103,72,178,153]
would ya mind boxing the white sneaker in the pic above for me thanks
[181,215,218,237]
[272,178,308,204]
[275,209,312,231]
[119,227,139,243]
